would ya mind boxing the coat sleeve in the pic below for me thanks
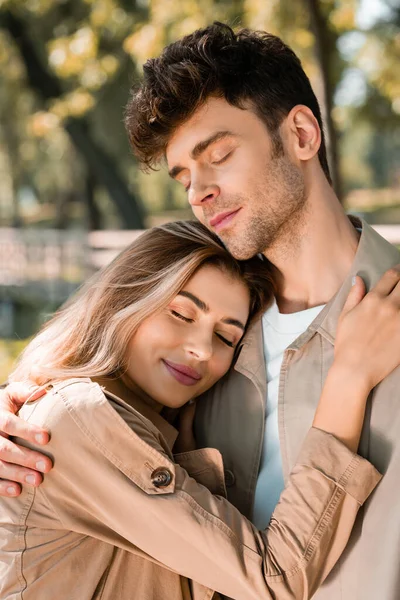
[23,381,381,600]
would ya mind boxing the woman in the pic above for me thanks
[0,220,399,600]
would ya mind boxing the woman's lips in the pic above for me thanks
[162,360,202,386]
[209,208,241,232]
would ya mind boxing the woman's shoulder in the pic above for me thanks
[47,377,107,405]
[19,377,109,431]
[22,377,167,456]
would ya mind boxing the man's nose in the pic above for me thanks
[188,181,220,207]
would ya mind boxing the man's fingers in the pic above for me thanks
[0,437,52,473]
[371,265,400,297]
[0,460,44,486]
[4,382,44,409]
[0,411,49,446]
[178,400,197,432]
[0,480,22,497]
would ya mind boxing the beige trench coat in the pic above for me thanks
[195,218,400,600]
[0,377,379,600]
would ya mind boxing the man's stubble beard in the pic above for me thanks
[221,154,308,261]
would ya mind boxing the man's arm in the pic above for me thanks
[0,383,52,496]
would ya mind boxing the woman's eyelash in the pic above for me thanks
[171,310,193,323]
[171,310,235,347]
[216,333,235,348]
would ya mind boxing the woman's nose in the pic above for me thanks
[184,334,213,362]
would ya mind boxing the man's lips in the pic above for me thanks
[209,208,241,231]
[162,360,202,387]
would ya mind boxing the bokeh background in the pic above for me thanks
[0,0,399,380]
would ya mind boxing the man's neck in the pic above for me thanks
[265,181,360,314]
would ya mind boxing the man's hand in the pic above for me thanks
[0,383,53,497]
[174,400,197,454]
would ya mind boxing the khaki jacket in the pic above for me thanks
[196,218,400,600]
[0,376,379,600]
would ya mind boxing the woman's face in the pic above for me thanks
[125,264,250,408]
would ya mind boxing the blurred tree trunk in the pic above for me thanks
[54,192,69,230]
[86,172,102,230]
[304,0,343,201]
[2,110,22,226]
[1,9,145,228]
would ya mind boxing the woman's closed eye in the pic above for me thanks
[171,310,237,348]
[171,310,193,323]
[215,333,236,348]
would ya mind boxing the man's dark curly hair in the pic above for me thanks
[125,21,331,183]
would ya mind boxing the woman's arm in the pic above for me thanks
[3,267,400,599]
[18,379,379,600]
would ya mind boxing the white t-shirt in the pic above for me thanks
[252,299,325,529]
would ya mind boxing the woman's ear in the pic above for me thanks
[286,105,322,161]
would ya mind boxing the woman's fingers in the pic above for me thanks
[340,276,366,319]
[370,265,400,298]
[388,277,400,306]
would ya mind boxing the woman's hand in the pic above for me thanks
[335,266,400,391]
[313,265,400,453]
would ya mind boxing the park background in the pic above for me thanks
[0,0,399,381]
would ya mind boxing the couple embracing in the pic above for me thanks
[1,22,400,600]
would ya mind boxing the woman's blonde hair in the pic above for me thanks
[10,220,274,385]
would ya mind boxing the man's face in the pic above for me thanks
[166,97,306,260]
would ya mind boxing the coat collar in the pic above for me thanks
[234,217,400,376]
[94,377,179,451]
[316,217,400,345]
[234,316,266,390]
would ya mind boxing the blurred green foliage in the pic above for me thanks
[0,0,399,379]
[0,338,28,382]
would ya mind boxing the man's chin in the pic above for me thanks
[223,241,259,261]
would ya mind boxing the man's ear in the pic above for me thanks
[286,105,321,161]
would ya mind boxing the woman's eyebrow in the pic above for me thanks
[177,291,246,331]
[178,291,208,311]
[221,318,245,332]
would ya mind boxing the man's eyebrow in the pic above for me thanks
[177,291,246,332]
[168,130,236,180]
[191,130,235,160]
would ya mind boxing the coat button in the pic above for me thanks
[151,467,173,488]
[224,469,235,487]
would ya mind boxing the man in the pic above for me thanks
[1,22,399,599]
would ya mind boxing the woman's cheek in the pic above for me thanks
[213,353,233,382]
